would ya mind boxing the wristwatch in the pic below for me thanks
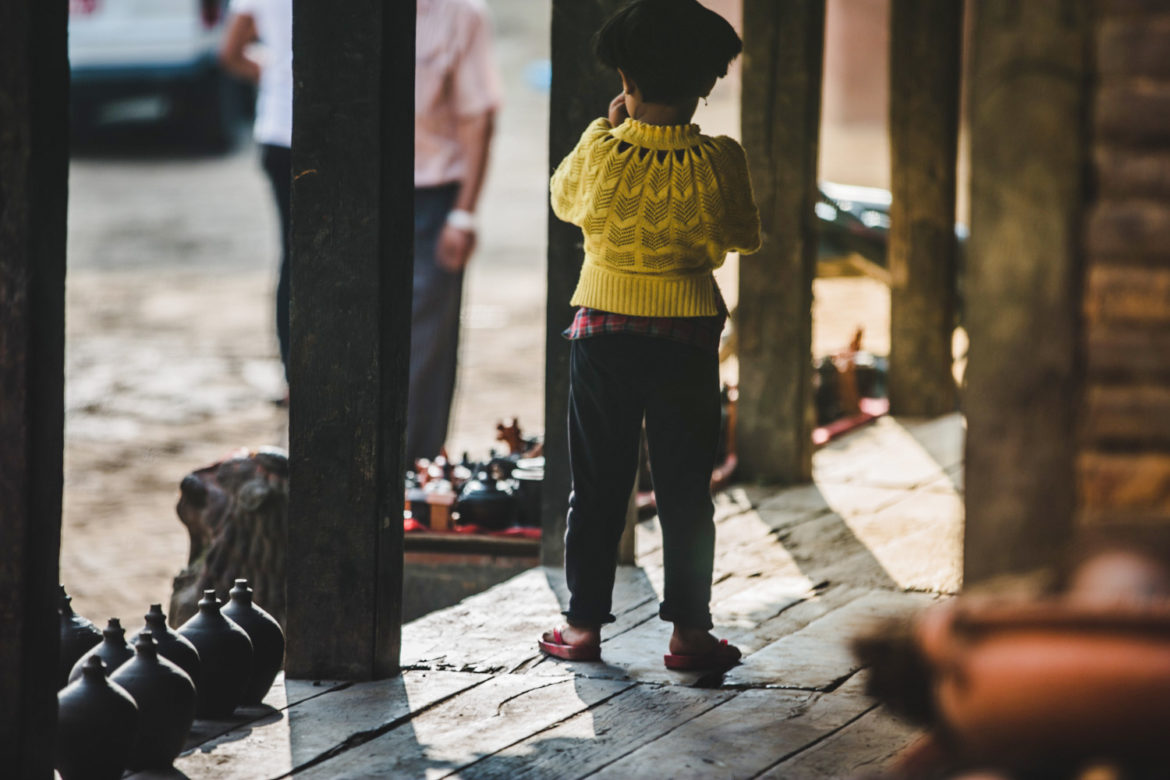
[446,208,476,232]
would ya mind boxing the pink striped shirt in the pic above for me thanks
[416,0,502,187]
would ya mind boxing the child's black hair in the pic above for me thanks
[594,0,743,105]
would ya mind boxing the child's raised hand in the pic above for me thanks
[608,93,629,126]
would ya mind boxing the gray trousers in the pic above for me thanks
[406,184,463,465]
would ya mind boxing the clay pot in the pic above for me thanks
[59,585,102,689]
[110,631,197,770]
[511,467,543,527]
[177,589,253,717]
[56,656,139,780]
[918,600,1170,766]
[130,603,202,689]
[221,579,285,705]
[68,618,134,683]
[456,470,517,530]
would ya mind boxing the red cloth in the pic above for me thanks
[404,517,541,539]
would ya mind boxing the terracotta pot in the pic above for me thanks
[56,656,139,780]
[177,589,253,717]
[221,579,285,705]
[130,603,202,690]
[918,600,1170,766]
[59,585,102,689]
[68,618,134,683]
[110,631,197,770]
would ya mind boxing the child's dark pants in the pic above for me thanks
[564,333,721,630]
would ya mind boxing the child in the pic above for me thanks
[539,0,761,670]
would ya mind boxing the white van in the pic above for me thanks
[69,0,248,148]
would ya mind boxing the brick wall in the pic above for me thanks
[1079,0,1170,527]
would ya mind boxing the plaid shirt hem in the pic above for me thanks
[563,306,726,352]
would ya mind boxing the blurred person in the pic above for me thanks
[409,0,501,463]
[220,0,293,403]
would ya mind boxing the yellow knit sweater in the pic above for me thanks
[551,117,761,317]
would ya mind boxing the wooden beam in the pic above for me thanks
[887,0,962,417]
[543,0,627,566]
[737,0,825,484]
[964,0,1091,583]
[286,0,415,679]
[0,0,68,772]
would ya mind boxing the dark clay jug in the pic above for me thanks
[68,617,134,683]
[56,656,139,780]
[177,589,253,717]
[456,470,518,529]
[110,631,197,771]
[221,579,285,705]
[130,603,201,689]
[59,585,102,689]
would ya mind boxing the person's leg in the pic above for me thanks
[406,185,462,464]
[561,335,646,629]
[643,340,722,642]
[260,144,292,383]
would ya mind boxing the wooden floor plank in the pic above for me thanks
[126,414,962,780]
[897,414,965,472]
[527,585,872,687]
[711,576,815,629]
[813,416,960,489]
[171,674,348,756]
[588,675,877,780]
[708,513,813,585]
[459,684,736,780]
[403,567,661,675]
[721,584,869,657]
[637,489,759,557]
[775,491,963,593]
[297,675,632,779]
[756,706,921,779]
[529,579,818,686]
[402,569,562,673]
[724,590,936,690]
[817,525,963,595]
[164,670,483,780]
[754,481,913,528]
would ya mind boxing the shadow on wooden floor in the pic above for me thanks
[141,414,962,779]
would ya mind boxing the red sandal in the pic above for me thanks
[538,627,602,661]
[663,638,741,671]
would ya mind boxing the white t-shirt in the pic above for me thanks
[229,0,292,148]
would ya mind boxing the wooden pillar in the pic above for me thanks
[543,0,626,567]
[737,0,825,484]
[286,0,415,679]
[0,0,69,772]
[964,0,1091,583]
[888,0,962,417]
